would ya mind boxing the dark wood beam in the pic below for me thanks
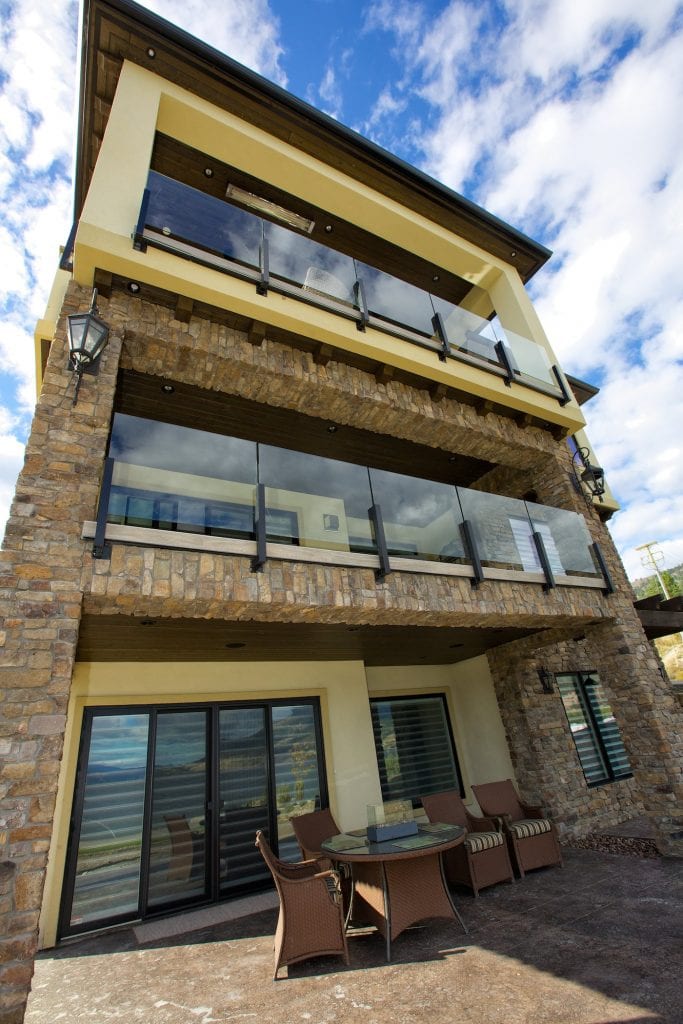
[247,320,267,346]
[174,295,194,323]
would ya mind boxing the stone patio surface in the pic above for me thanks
[26,847,682,1024]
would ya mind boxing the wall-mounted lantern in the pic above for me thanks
[66,288,110,404]
[572,446,605,501]
[537,667,556,694]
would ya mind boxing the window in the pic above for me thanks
[370,695,462,805]
[557,672,632,786]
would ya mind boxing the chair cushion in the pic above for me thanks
[464,830,505,853]
[508,818,552,840]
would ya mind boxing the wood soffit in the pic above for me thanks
[78,0,551,283]
[76,614,539,665]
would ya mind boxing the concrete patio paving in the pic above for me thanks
[26,846,682,1024]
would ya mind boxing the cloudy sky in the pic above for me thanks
[1,0,681,582]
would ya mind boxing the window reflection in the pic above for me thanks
[355,260,436,335]
[266,223,357,303]
[147,171,262,266]
[370,468,465,561]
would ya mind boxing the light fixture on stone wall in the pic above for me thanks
[66,288,110,405]
[572,446,605,502]
[538,667,556,694]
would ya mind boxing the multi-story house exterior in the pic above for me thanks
[2,0,681,1020]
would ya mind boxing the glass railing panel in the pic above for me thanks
[368,468,465,563]
[457,488,541,572]
[431,297,502,366]
[265,223,358,306]
[354,260,438,337]
[525,501,600,578]
[146,171,262,268]
[259,444,375,553]
[107,414,257,538]
[498,324,557,388]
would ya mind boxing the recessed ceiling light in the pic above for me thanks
[204,167,214,178]
[327,424,338,433]
[161,383,175,394]
[432,274,440,282]
[146,47,156,58]
[510,250,517,257]
[324,224,333,233]
[225,641,246,649]
[127,281,140,294]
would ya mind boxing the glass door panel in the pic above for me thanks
[68,713,149,930]
[146,710,209,909]
[218,707,270,893]
[272,704,324,860]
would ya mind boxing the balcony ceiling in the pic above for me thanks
[116,369,494,487]
[76,614,539,665]
[78,0,551,282]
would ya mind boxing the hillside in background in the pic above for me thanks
[631,562,682,600]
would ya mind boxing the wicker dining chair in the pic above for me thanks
[290,808,341,863]
[421,790,514,896]
[255,830,349,979]
[471,779,563,878]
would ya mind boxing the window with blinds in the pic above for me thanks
[557,672,632,786]
[370,695,462,806]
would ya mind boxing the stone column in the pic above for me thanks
[0,285,121,1024]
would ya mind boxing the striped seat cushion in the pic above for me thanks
[464,830,505,854]
[508,818,552,840]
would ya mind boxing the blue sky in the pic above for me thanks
[1,0,682,582]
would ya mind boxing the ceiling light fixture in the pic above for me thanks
[127,281,140,294]
[161,383,175,394]
[204,167,214,178]
[146,47,156,58]
[225,183,315,233]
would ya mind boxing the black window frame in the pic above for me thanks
[556,671,632,787]
[369,693,463,808]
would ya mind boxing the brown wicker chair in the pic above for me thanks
[255,830,349,979]
[421,790,514,896]
[290,808,352,911]
[290,808,341,863]
[471,780,563,878]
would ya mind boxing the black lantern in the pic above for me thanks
[537,667,555,694]
[67,288,110,404]
[572,446,605,501]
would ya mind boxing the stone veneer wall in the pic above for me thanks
[1,283,682,1022]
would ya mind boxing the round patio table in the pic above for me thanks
[321,823,467,961]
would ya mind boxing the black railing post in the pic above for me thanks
[431,312,451,363]
[369,504,391,581]
[354,279,369,332]
[459,520,484,587]
[133,189,151,252]
[257,236,269,296]
[251,483,267,572]
[494,340,517,386]
[532,531,556,591]
[92,457,114,560]
[551,364,572,406]
[590,541,614,595]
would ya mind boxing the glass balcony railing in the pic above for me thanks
[101,414,604,587]
[134,172,566,402]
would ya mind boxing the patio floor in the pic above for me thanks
[26,846,682,1024]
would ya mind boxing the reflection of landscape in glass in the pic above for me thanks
[371,697,459,805]
[71,715,149,925]
[557,674,631,785]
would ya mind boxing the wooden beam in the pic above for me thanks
[430,382,448,403]
[313,343,333,366]
[174,295,194,323]
[374,363,394,385]
[247,320,267,346]
[94,269,113,299]
[515,412,534,429]
[474,399,494,417]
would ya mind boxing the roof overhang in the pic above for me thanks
[77,0,551,283]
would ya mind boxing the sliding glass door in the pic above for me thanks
[60,699,327,938]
